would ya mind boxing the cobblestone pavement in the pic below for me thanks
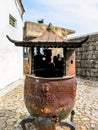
[0,78,98,130]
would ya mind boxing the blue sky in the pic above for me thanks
[22,0,98,36]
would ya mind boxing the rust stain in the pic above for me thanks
[40,107,51,113]
[24,75,77,121]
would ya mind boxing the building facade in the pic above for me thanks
[0,0,25,90]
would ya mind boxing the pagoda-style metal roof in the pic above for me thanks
[7,25,89,48]
[31,30,65,42]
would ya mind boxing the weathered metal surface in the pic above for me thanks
[24,75,77,122]
[6,35,89,48]
[66,50,75,76]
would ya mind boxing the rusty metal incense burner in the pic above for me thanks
[25,75,76,120]
[7,24,88,130]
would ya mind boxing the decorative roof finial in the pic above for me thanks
[47,23,54,31]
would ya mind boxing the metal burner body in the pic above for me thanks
[24,75,76,122]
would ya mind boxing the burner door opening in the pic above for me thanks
[33,47,64,78]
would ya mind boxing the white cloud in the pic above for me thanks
[23,0,98,35]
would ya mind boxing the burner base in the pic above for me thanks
[20,110,75,130]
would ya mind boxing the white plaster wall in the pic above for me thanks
[0,0,23,89]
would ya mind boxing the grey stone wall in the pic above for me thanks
[69,33,98,80]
